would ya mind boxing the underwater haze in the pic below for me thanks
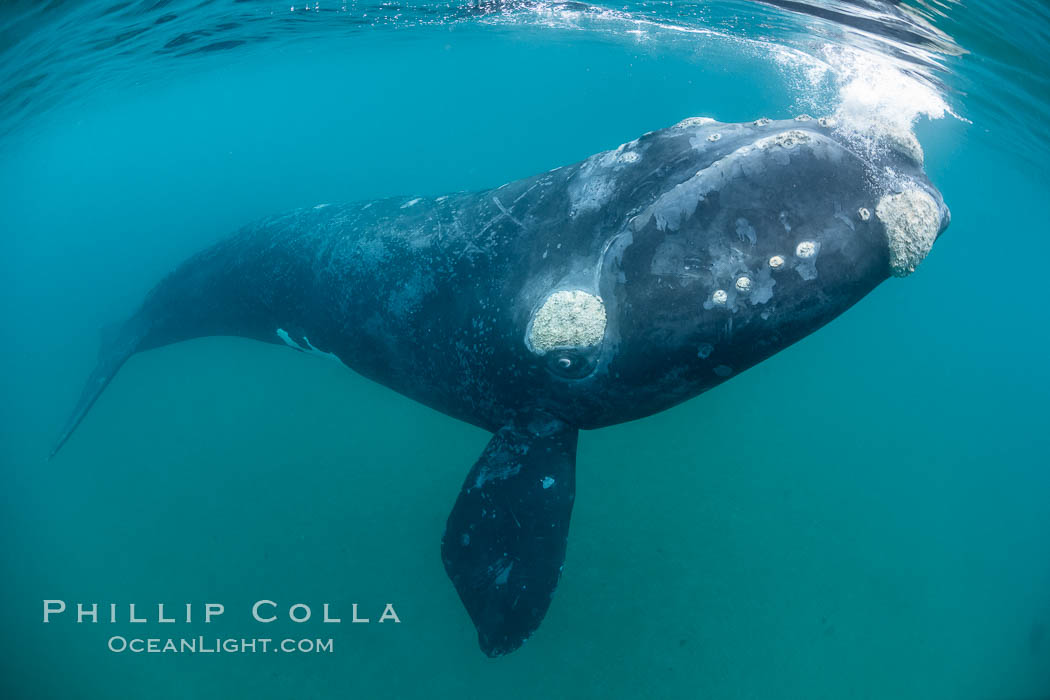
[2,1,1049,698]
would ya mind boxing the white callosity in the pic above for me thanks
[528,290,607,354]
[674,116,717,129]
[794,240,821,281]
[756,129,812,150]
[796,240,817,258]
[875,188,941,277]
[885,129,925,166]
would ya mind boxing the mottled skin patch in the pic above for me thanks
[52,115,950,657]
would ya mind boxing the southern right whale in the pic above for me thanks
[50,115,949,656]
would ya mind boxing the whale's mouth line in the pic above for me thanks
[593,228,632,292]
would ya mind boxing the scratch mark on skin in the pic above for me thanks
[476,213,503,238]
[513,182,540,204]
[492,197,525,229]
[493,560,513,586]
[457,240,486,262]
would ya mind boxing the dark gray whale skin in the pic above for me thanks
[51,116,949,656]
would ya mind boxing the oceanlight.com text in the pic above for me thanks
[107,636,334,654]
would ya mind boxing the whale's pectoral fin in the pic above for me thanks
[441,416,578,656]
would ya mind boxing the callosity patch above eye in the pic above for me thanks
[527,290,607,354]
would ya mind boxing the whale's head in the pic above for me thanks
[529,117,949,427]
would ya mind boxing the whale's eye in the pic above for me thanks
[546,350,595,379]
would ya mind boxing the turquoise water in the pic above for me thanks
[2,1,1048,698]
